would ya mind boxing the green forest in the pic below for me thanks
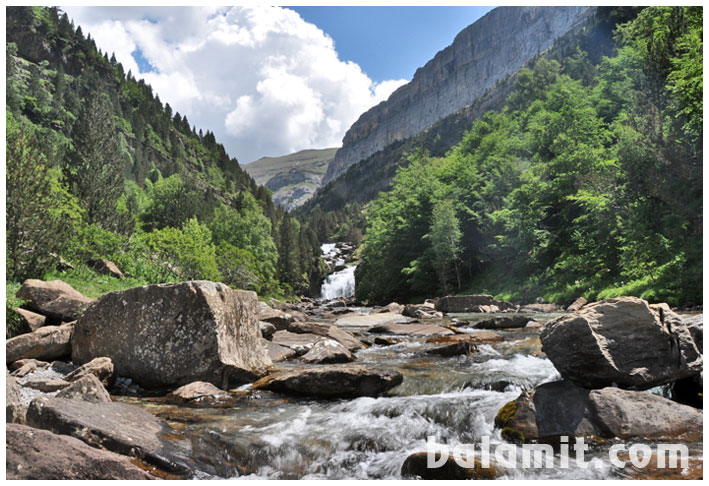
[355,7,702,306]
[6,6,326,333]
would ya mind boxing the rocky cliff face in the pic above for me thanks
[324,6,593,183]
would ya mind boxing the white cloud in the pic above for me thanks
[62,6,407,163]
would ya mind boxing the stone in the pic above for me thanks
[683,314,702,353]
[258,303,302,330]
[13,307,46,332]
[22,379,70,392]
[6,423,155,480]
[519,303,562,313]
[265,341,296,363]
[260,321,276,340]
[27,396,193,476]
[7,372,26,424]
[540,297,702,389]
[524,320,542,329]
[6,323,73,364]
[71,281,271,389]
[565,297,588,312]
[56,375,112,403]
[472,315,530,329]
[335,312,412,328]
[426,341,476,357]
[287,320,365,351]
[89,258,124,279]
[252,364,403,398]
[495,380,704,443]
[166,381,230,404]
[382,302,404,314]
[401,451,497,480]
[427,331,503,344]
[271,330,326,356]
[10,359,50,378]
[367,322,454,337]
[65,356,115,388]
[16,279,93,322]
[434,295,514,313]
[301,339,355,364]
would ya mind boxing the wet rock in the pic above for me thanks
[22,378,70,392]
[541,297,702,389]
[271,330,326,356]
[565,297,587,312]
[519,303,562,313]
[367,322,454,337]
[166,381,230,404]
[190,429,269,478]
[16,279,93,322]
[6,323,74,364]
[374,337,402,346]
[401,451,497,480]
[27,396,193,476]
[71,281,271,389]
[65,356,115,388]
[472,315,529,329]
[89,258,124,279]
[427,331,503,344]
[252,364,403,398]
[260,321,277,340]
[426,341,476,357]
[56,374,112,403]
[683,314,702,353]
[434,295,514,313]
[13,308,46,332]
[301,339,355,364]
[265,341,297,362]
[7,372,27,424]
[287,320,365,351]
[495,380,703,443]
[6,423,154,480]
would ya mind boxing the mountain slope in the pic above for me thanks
[323,6,593,184]
[244,148,337,210]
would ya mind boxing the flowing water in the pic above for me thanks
[114,310,703,479]
[320,266,356,300]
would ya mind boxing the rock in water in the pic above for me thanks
[252,364,403,398]
[540,297,702,389]
[472,315,529,329]
[71,281,271,389]
[27,396,193,476]
[6,323,74,364]
[495,380,703,443]
[287,320,365,351]
[435,295,513,313]
[166,381,231,404]
[6,424,154,480]
[16,279,93,322]
[401,452,497,480]
[301,339,354,364]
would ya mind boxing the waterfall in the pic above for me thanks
[320,265,356,300]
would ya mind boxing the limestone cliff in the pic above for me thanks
[323,6,593,183]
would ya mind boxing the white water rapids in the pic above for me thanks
[320,243,356,300]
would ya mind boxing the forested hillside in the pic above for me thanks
[355,6,702,306]
[6,6,325,319]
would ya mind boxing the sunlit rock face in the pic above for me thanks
[324,6,593,184]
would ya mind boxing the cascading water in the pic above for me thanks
[320,243,356,300]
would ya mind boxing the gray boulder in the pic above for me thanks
[56,375,112,403]
[541,297,702,389]
[27,396,193,476]
[6,424,154,480]
[16,279,93,322]
[71,281,271,389]
[6,323,74,364]
[252,364,403,398]
[265,341,297,362]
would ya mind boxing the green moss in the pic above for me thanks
[501,427,525,444]
[494,400,518,428]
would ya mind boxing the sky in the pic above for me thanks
[61,6,493,163]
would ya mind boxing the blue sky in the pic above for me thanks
[63,6,494,161]
[289,6,493,82]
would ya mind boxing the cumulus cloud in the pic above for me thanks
[62,6,407,163]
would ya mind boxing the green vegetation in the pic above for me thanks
[5,5,325,327]
[356,7,702,306]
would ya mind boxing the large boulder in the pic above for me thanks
[367,322,454,337]
[27,396,193,476]
[495,380,703,443]
[287,321,365,351]
[16,279,93,322]
[683,314,702,353]
[71,281,271,389]
[6,424,154,480]
[540,297,702,389]
[56,375,112,403]
[472,315,530,330]
[252,364,403,398]
[6,323,74,364]
[435,295,513,313]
